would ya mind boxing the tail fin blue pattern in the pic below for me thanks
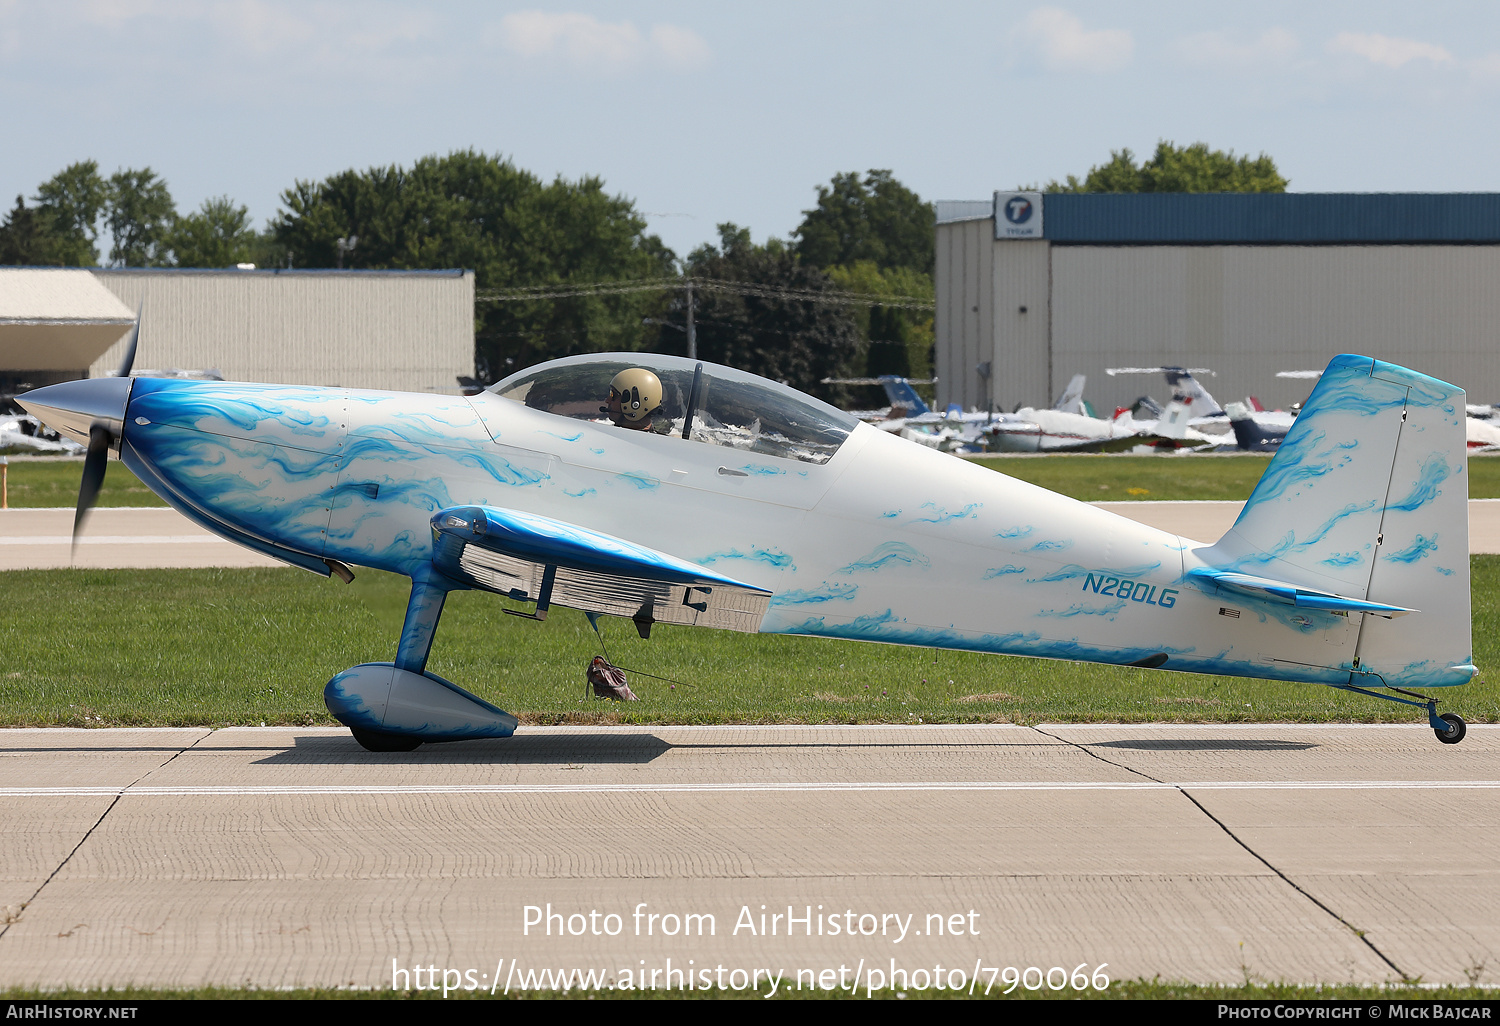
[1198,354,1473,689]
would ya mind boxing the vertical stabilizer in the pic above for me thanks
[1165,367,1224,418]
[1053,374,1087,415]
[878,377,931,417]
[1199,355,1472,689]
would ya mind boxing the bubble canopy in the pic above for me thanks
[488,353,859,465]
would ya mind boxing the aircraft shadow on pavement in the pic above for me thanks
[1088,739,1319,751]
[253,732,675,765]
[248,734,1067,765]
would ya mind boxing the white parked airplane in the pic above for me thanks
[19,337,1475,749]
[0,411,81,454]
[1111,366,1302,452]
[853,376,1210,453]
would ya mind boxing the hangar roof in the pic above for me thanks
[0,267,135,321]
[1047,193,1500,245]
[942,193,1500,245]
[0,268,136,373]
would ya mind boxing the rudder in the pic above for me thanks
[1199,354,1473,689]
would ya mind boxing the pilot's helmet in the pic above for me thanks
[608,368,663,425]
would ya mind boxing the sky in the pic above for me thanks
[3,1,1498,260]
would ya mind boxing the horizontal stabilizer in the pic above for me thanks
[1186,567,1416,618]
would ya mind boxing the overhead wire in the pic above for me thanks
[476,276,935,311]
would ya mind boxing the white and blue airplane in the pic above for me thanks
[18,332,1476,749]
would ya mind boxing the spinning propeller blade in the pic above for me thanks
[115,308,140,378]
[73,426,112,555]
[71,308,143,555]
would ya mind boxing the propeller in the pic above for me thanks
[71,311,141,556]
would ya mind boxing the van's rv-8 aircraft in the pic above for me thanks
[19,328,1476,749]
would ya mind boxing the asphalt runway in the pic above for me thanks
[6,501,1500,571]
[1,724,1496,992]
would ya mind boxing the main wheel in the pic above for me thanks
[1435,712,1466,745]
[351,728,422,753]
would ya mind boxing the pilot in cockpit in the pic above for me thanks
[603,368,668,433]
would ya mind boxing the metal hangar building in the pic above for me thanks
[0,267,475,397]
[934,192,1500,416]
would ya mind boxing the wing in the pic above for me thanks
[429,505,772,636]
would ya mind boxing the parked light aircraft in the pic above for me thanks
[0,412,80,454]
[19,332,1476,748]
[855,375,1207,453]
[1111,366,1302,452]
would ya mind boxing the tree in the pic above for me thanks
[34,161,107,265]
[655,223,862,402]
[825,261,934,381]
[107,167,177,266]
[0,196,66,265]
[271,150,674,380]
[792,170,936,275]
[1047,141,1288,193]
[790,171,936,394]
[171,196,260,267]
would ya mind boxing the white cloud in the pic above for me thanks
[214,0,317,55]
[648,23,710,70]
[494,10,709,73]
[1327,31,1453,69]
[1175,28,1299,69]
[1014,7,1132,73]
[72,1,436,62]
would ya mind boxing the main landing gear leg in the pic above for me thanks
[395,571,450,675]
[325,567,515,752]
[346,571,455,752]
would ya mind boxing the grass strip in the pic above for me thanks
[970,452,1500,502]
[0,458,166,508]
[3,560,1495,727]
[6,453,1500,509]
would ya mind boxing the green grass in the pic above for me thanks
[970,452,1500,502]
[3,559,1496,728]
[0,457,165,508]
[7,453,1500,509]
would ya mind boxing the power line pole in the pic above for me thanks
[685,280,696,360]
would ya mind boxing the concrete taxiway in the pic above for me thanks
[6,501,1500,572]
[1,724,1496,992]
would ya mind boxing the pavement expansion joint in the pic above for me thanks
[0,728,213,944]
[1030,724,1414,983]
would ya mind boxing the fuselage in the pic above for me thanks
[113,373,1438,688]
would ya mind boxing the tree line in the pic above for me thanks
[0,142,1281,399]
[0,162,277,270]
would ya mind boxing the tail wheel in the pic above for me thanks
[351,728,422,753]
[1435,713,1466,745]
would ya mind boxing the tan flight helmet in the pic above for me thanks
[608,367,664,428]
